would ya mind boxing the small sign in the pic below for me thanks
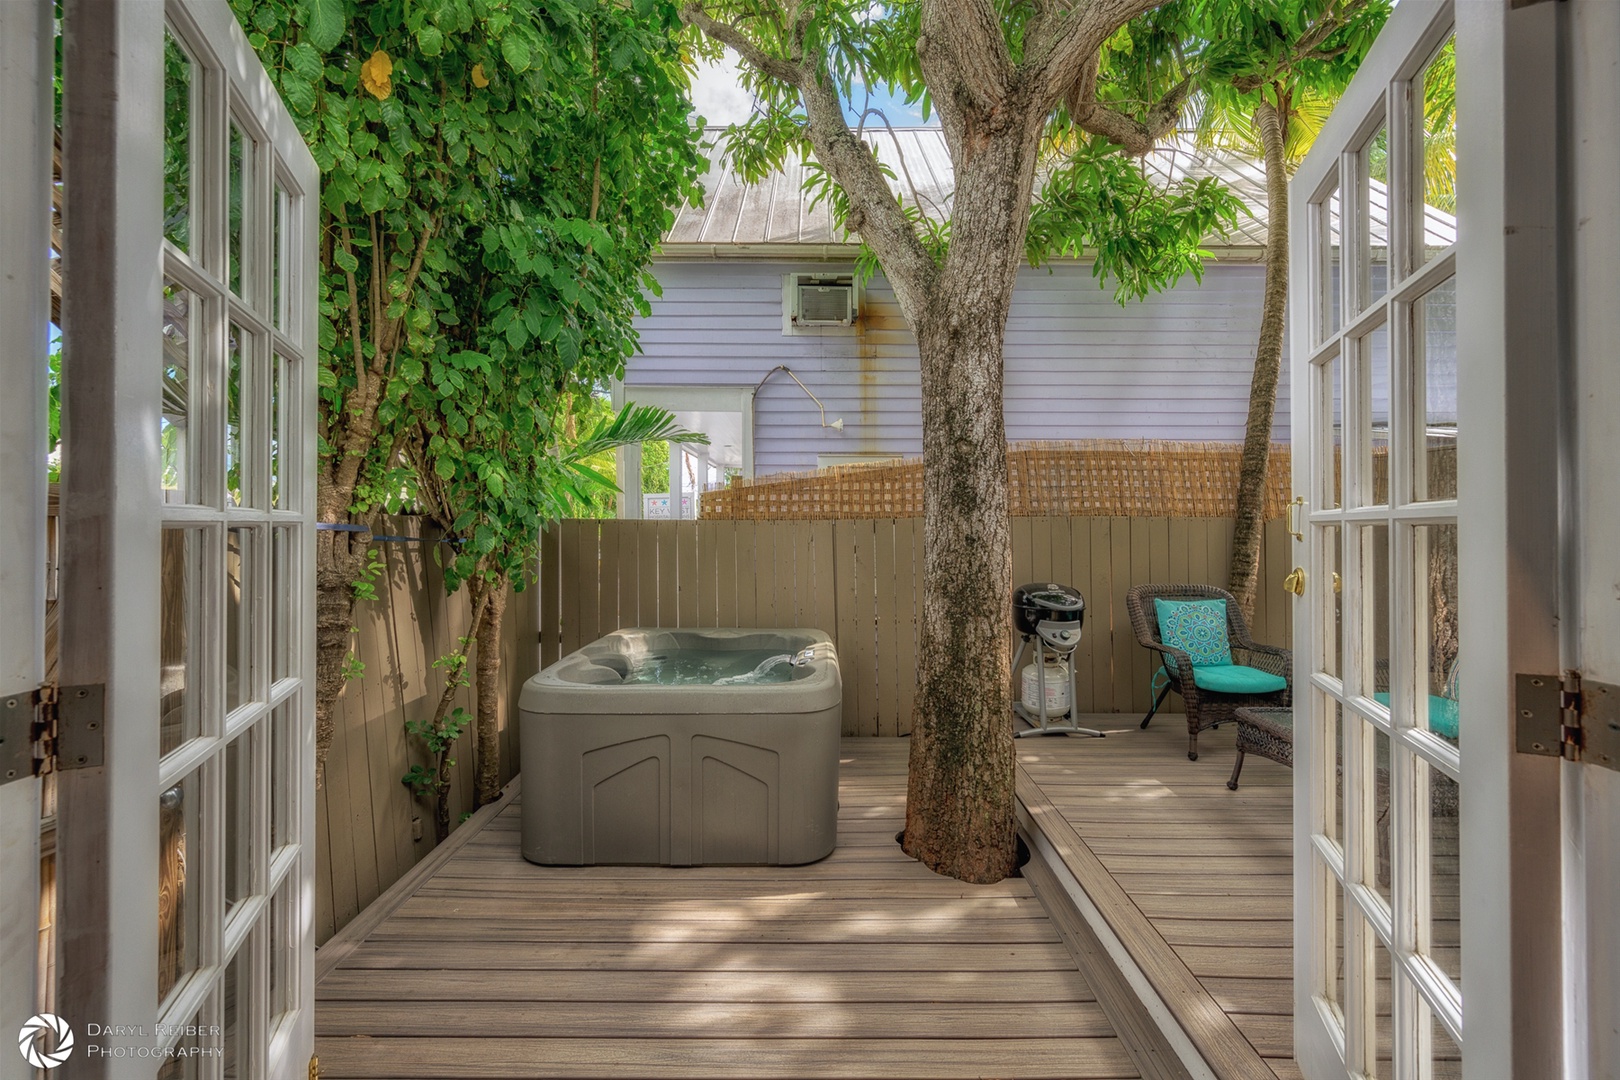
[642,494,693,519]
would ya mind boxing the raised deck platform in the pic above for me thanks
[1016,715,1298,1080]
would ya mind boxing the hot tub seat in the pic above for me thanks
[519,628,841,867]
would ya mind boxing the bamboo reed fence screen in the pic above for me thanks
[699,441,1295,520]
[698,439,1458,521]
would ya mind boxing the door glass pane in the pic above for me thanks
[1361,524,1390,698]
[270,353,285,509]
[1363,124,1390,308]
[1416,524,1460,745]
[229,121,251,297]
[1321,524,1342,678]
[1320,349,1344,509]
[156,1014,209,1080]
[1372,950,1396,1079]
[270,700,293,850]
[1431,1008,1462,1080]
[1361,322,1392,505]
[1420,37,1458,264]
[163,32,194,252]
[1321,186,1343,342]
[158,770,201,1008]
[227,323,248,507]
[1320,856,1344,1021]
[269,878,292,1019]
[161,527,203,755]
[1413,277,1459,501]
[161,282,196,504]
[1336,883,1348,1026]
[227,528,253,712]
[223,944,246,1079]
[271,527,292,682]
[273,183,286,331]
[1429,766,1462,989]
[1334,698,1345,848]
[1372,726,1393,907]
[225,730,254,910]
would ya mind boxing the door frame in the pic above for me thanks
[0,0,53,1068]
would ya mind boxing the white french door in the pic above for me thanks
[1290,3,1467,1077]
[1,1,54,1075]
[52,2,318,1077]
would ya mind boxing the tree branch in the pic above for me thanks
[679,6,807,86]
[1231,0,1370,93]
[682,4,941,307]
[915,0,1015,139]
[1067,58,1194,155]
[1026,0,1164,113]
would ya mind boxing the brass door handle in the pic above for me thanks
[1286,496,1305,541]
[1284,567,1306,596]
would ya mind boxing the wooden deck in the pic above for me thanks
[314,738,1141,1079]
[1016,715,1299,1080]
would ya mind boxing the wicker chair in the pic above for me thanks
[1125,584,1292,760]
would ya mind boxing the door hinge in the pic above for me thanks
[1516,671,1620,770]
[0,683,89,783]
[1,688,48,784]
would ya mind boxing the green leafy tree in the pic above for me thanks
[1188,0,1391,621]
[681,0,1245,882]
[233,0,705,793]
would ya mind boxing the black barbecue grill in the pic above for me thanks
[1013,582,1085,646]
[1011,582,1103,739]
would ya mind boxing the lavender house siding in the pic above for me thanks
[625,258,1290,477]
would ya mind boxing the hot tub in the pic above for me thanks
[519,628,841,867]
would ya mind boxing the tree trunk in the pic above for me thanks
[313,474,371,786]
[900,130,1038,885]
[474,583,507,806]
[1227,97,1290,623]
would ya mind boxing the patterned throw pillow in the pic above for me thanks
[1154,598,1233,667]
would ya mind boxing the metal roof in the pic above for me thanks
[663,126,1456,254]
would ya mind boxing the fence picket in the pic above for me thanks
[874,520,899,737]
[614,521,639,632]
[677,520,699,627]
[832,521,863,735]
[656,521,679,626]
[733,521,757,628]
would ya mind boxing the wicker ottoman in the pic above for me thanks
[1228,706,1294,790]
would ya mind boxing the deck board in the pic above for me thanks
[1017,716,1298,1079]
[316,738,1139,1079]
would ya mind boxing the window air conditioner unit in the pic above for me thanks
[790,275,857,327]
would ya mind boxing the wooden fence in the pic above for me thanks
[540,516,1294,737]
[315,517,539,944]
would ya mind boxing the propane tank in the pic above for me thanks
[1020,661,1070,715]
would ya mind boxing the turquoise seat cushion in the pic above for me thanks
[1154,598,1233,667]
[1373,692,1460,740]
[1188,664,1288,694]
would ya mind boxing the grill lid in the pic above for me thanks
[1012,582,1085,635]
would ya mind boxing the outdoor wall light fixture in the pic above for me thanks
[755,364,844,431]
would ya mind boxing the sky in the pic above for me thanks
[688,49,934,129]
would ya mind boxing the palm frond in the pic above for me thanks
[563,403,707,468]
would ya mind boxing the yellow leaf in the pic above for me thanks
[361,49,393,100]
[471,63,489,88]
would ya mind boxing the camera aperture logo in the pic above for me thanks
[18,1013,74,1069]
